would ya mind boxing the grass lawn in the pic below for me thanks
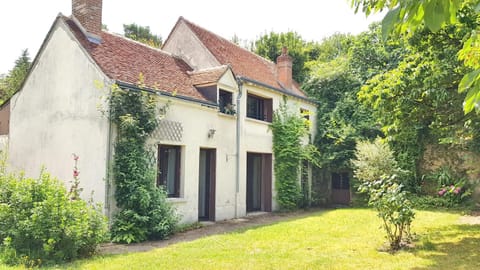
[2,208,479,269]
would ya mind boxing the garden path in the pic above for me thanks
[459,211,480,225]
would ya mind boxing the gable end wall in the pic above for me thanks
[163,21,220,70]
[8,21,110,206]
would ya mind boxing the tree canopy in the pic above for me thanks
[123,23,162,48]
[0,49,31,104]
[253,31,321,84]
[303,25,393,170]
[351,0,480,114]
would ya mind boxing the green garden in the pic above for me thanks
[2,0,480,268]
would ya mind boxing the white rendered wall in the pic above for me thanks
[8,21,110,206]
[149,75,316,224]
[162,21,220,71]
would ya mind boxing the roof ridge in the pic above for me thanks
[179,17,276,66]
[103,31,177,58]
[102,31,196,67]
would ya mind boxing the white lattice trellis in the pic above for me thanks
[151,119,183,142]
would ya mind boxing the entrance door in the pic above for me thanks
[198,149,216,221]
[331,172,351,204]
[246,153,272,212]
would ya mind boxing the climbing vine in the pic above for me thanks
[108,80,178,243]
[271,98,319,210]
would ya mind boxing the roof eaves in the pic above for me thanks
[115,80,218,108]
[0,97,10,109]
[237,76,317,105]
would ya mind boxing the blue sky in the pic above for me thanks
[0,0,384,74]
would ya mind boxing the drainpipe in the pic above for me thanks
[235,77,244,218]
[104,80,114,222]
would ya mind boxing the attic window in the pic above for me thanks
[247,93,272,122]
[219,89,235,115]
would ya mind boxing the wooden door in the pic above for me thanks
[331,172,351,205]
[198,149,216,221]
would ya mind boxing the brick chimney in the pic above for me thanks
[72,0,102,42]
[276,47,293,90]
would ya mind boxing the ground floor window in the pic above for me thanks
[157,145,181,197]
[332,172,349,190]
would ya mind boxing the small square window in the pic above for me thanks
[300,108,312,130]
[332,172,350,190]
[300,108,310,121]
[219,90,235,115]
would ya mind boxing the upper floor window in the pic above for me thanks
[157,145,181,197]
[300,108,310,121]
[300,108,312,129]
[247,93,272,122]
[219,89,235,115]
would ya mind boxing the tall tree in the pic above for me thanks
[123,23,162,48]
[358,7,480,190]
[303,27,390,170]
[0,49,31,103]
[348,23,407,83]
[350,0,480,114]
[253,31,320,84]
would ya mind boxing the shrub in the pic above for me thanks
[0,170,108,266]
[352,138,403,184]
[110,186,178,243]
[352,138,415,251]
[109,84,178,243]
[270,99,319,210]
[358,175,414,250]
[437,181,472,207]
[421,166,474,207]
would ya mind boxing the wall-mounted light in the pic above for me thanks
[208,129,216,138]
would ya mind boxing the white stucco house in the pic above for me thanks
[1,0,317,223]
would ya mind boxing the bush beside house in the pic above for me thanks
[0,166,108,267]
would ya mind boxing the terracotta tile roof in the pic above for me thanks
[188,66,229,86]
[178,17,307,98]
[63,16,209,102]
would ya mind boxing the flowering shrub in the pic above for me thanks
[358,175,415,251]
[437,180,472,207]
[353,139,414,251]
[0,156,108,267]
[69,153,83,200]
[420,167,474,208]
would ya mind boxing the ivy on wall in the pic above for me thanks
[270,98,319,210]
[108,80,178,243]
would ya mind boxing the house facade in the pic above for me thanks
[4,0,316,223]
